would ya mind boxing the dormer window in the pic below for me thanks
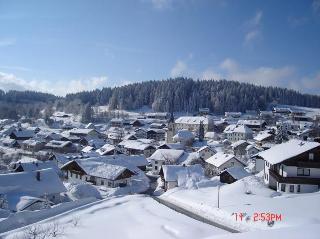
[309,153,314,161]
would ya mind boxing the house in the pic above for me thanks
[257,139,320,193]
[21,139,46,152]
[130,119,144,128]
[45,140,77,153]
[146,128,165,141]
[173,130,194,146]
[175,116,214,133]
[231,140,250,156]
[197,146,216,160]
[61,159,135,188]
[69,128,100,138]
[148,149,185,174]
[237,119,266,130]
[96,144,121,156]
[159,164,204,191]
[254,130,275,145]
[110,118,124,127]
[225,112,241,118]
[205,152,245,177]
[0,168,66,211]
[150,123,166,129]
[117,139,156,157]
[219,166,250,184]
[223,124,253,142]
[246,144,260,157]
[10,130,34,141]
[10,157,61,175]
[0,137,19,148]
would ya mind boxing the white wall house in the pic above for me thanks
[258,139,320,193]
[223,124,253,142]
[175,116,214,133]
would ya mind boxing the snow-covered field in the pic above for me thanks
[160,174,320,232]
[2,195,228,239]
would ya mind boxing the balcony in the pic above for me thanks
[269,169,320,185]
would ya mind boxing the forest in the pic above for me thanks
[1,78,320,119]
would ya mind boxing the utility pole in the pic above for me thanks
[217,185,220,209]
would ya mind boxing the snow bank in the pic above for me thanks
[64,181,102,200]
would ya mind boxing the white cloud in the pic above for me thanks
[243,10,263,45]
[0,38,16,47]
[247,10,263,28]
[0,72,108,96]
[170,60,189,78]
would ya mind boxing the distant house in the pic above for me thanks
[145,112,169,120]
[130,119,144,128]
[148,149,185,174]
[205,152,245,177]
[245,144,260,157]
[224,112,241,118]
[159,164,204,191]
[146,128,165,141]
[231,140,250,156]
[223,124,253,142]
[254,130,275,145]
[175,116,214,133]
[219,166,250,184]
[11,158,60,175]
[118,139,156,157]
[69,128,100,138]
[45,140,77,153]
[61,160,135,188]
[21,139,46,152]
[96,144,122,156]
[10,130,34,141]
[237,119,266,130]
[257,139,320,193]
[0,168,66,210]
[197,146,216,160]
[204,131,219,141]
[173,130,194,146]
[0,137,19,148]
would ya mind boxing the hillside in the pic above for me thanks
[65,78,320,114]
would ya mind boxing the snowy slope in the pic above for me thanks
[160,174,320,232]
[3,195,228,239]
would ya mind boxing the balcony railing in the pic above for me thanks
[269,169,320,185]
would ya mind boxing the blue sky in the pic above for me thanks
[0,0,320,96]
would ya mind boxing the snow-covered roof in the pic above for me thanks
[257,139,320,164]
[254,131,273,142]
[224,124,253,134]
[231,140,248,148]
[45,140,72,148]
[162,164,204,182]
[220,166,250,180]
[118,139,155,151]
[175,116,212,125]
[205,152,237,167]
[237,119,266,126]
[11,130,34,138]
[148,149,185,163]
[75,160,129,180]
[204,131,217,139]
[12,158,60,174]
[69,128,97,135]
[82,145,95,153]
[16,196,53,211]
[0,168,66,196]
[96,144,116,155]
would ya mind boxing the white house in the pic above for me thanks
[205,152,245,177]
[61,159,135,188]
[196,146,216,160]
[148,149,185,174]
[223,124,253,142]
[160,164,204,191]
[257,139,320,193]
[175,116,214,133]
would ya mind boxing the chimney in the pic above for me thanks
[36,171,41,181]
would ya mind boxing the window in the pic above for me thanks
[297,168,310,176]
[309,153,314,160]
[231,162,234,166]
[289,185,294,193]
[75,174,78,179]
[297,185,301,193]
[108,182,112,187]
[101,180,104,185]
[155,166,158,170]
[281,184,285,192]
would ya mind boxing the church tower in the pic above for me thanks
[166,111,175,143]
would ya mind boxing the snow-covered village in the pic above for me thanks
[1,1,320,238]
